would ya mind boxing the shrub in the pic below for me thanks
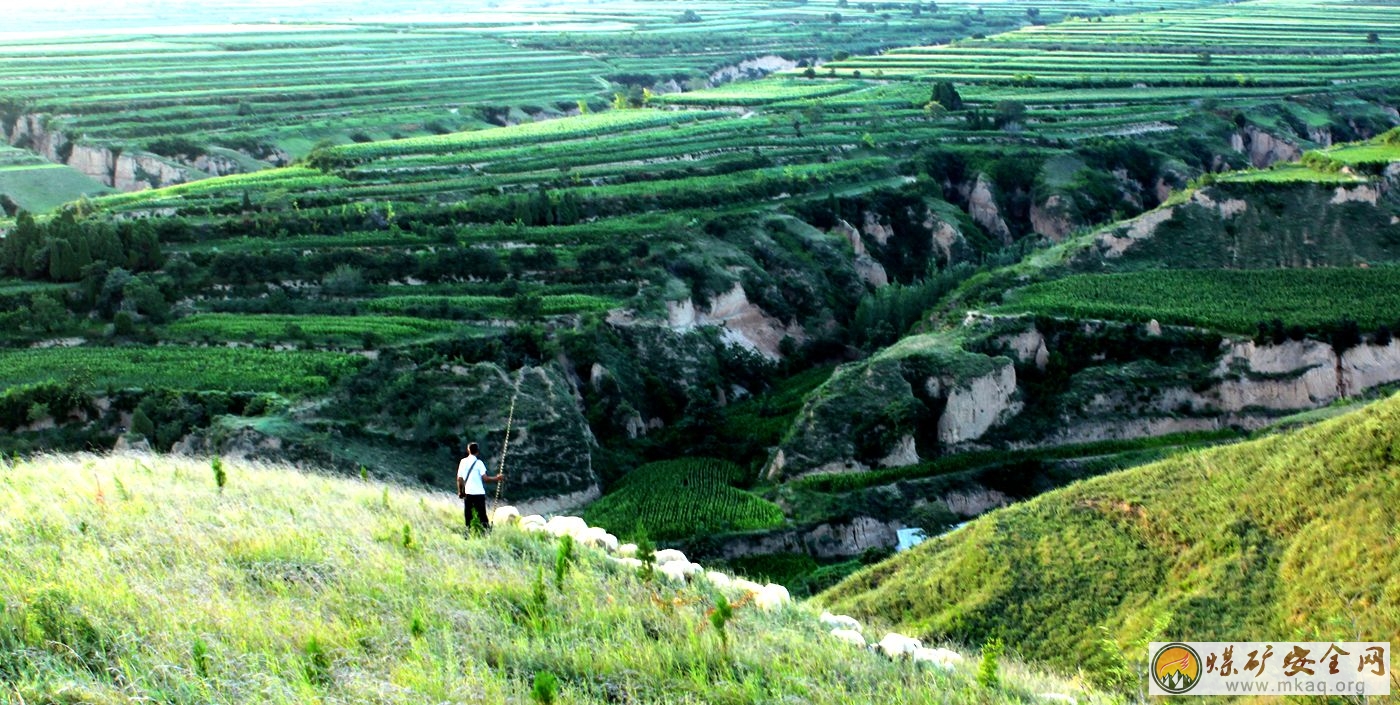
[531,671,560,705]
[211,457,226,491]
[554,535,574,589]
[192,637,210,678]
[130,408,155,439]
[302,636,332,686]
[977,638,1004,688]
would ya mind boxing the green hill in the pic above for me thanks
[0,453,1096,704]
[820,391,1400,690]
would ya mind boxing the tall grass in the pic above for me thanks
[0,453,1096,704]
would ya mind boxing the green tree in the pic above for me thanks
[123,275,169,322]
[322,264,365,296]
[130,407,156,439]
[28,293,68,333]
[933,81,964,111]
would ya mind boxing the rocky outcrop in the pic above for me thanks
[1231,126,1302,169]
[709,55,799,85]
[963,174,1012,245]
[688,516,902,560]
[1030,194,1075,241]
[933,361,1019,446]
[832,219,890,287]
[2,110,246,191]
[668,283,805,360]
[860,211,894,246]
[441,363,600,500]
[192,152,245,177]
[1043,338,1400,446]
[923,208,975,267]
[997,327,1049,371]
[1081,176,1400,268]
[114,152,198,191]
[1308,126,1335,148]
[767,334,1017,480]
[67,144,117,184]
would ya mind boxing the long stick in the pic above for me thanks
[492,368,524,512]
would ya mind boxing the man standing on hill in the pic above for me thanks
[457,442,504,534]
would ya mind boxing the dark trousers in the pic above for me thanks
[464,494,490,534]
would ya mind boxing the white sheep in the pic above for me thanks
[705,571,732,588]
[754,583,791,612]
[657,561,690,584]
[731,578,764,595]
[544,515,589,538]
[519,514,546,527]
[829,628,867,647]
[820,611,861,631]
[875,632,922,659]
[607,555,643,570]
[616,543,638,558]
[653,548,688,566]
[913,647,963,670]
[490,505,521,526]
[577,527,619,552]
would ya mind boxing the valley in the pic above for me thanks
[2,0,1400,699]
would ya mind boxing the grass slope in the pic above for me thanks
[821,391,1400,686]
[0,162,112,213]
[0,454,1098,704]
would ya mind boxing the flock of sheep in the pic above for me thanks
[491,506,972,672]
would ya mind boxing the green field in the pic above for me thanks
[998,268,1400,334]
[821,390,1400,690]
[585,458,785,540]
[0,347,363,395]
[0,146,111,212]
[162,313,475,346]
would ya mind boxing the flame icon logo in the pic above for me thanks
[1152,643,1202,694]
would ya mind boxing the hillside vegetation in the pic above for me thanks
[0,453,1095,704]
[821,391,1400,686]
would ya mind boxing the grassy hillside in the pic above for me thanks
[0,453,1095,704]
[821,391,1400,688]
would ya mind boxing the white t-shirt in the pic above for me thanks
[457,455,487,496]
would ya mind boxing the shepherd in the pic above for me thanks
[457,442,505,534]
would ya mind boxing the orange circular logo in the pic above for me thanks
[1152,643,1202,694]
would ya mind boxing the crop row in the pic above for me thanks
[999,268,1400,334]
[162,314,468,346]
[583,458,785,540]
[0,347,364,395]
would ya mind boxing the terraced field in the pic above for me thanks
[809,0,1400,138]
[998,268,1400,335]
[28,0,1390,382]
[1,0,1196,171]
[0,347,362,394]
